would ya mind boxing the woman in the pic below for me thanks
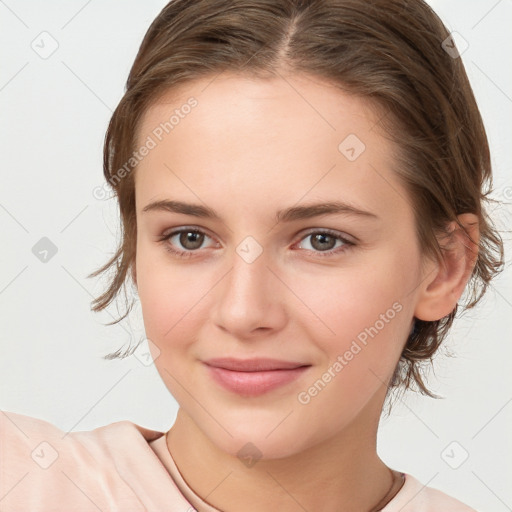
[1,1,504,510]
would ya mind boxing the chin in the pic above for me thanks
[199,411,331,462]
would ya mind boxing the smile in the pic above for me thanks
[203,358,311,396]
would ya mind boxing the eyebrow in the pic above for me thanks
[141,199,379,223]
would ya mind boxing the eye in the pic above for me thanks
[294,229,355,256]
[157,226,355,259]
[157,227,217,258]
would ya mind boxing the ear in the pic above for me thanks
[414,213,480,322]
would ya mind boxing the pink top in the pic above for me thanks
[0,410,477,511]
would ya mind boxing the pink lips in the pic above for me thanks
[203,358,310,396]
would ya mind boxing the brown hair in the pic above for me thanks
[89,0,504,398]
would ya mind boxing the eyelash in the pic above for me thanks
[157,226,355,260]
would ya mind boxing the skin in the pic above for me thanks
[132,72,479,512]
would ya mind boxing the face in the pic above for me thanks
[133,72,428,459]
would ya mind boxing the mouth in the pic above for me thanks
[203,358,311,396]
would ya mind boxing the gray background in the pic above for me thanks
[1,0,511,510]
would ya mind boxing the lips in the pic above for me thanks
[203,358,311,396]
[204,357,308,371]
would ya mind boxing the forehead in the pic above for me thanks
[138,72,385,146]
[134,72,409,222]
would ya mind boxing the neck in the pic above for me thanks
[167,390,396,512]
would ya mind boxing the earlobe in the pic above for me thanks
[414,213,480,322]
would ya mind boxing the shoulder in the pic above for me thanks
[0,410,190,511]
[384,473,478,512]
[0,409,164,465]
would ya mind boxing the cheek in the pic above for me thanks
[289,269,409,434]
[136,251,229,379]
[136,250,203,345]
[295,263,408,342]
[138,282,204,346]
[289,253,413,393]
[136,260,207,398]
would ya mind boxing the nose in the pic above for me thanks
[211,245,288,339]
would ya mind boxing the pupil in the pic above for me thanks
[180,231,203,250]
[312,233,335,251]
